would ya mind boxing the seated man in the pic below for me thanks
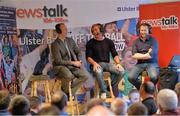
[128,23,159,90]
[51,23,89,95]
[86,23,124,98]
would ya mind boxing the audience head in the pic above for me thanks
[128,89,140,104]
[51,91,68,111]
[157,89,178,111]
[140,81,155,95]
[175,82,180,99]
[0,90,10,110]
[110,98,127,115]
[38,104,60,115]
[86,105,114,116]
[9,95,30,115]
[128,102,148,115]
[86,98,106,112]
[29,96,41,112]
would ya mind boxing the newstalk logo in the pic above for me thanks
[141,15,179,30]
[16,4,68,23]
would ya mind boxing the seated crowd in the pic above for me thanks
[0,81,180,115]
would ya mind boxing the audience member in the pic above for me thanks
[128,102,148,115]
[0,90,11,115]
[175,82,180,106]
[110,98,127,115]
[86,105,114,116]
[157,89,180,115]
[9,95,30,115]
[38,104,60,115]
[29,96,41,115]
[140,81,157,115]
[51,91,68,115]
[127,89,140,106]
[86,98,106,112]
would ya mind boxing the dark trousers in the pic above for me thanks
[54,65,88,95]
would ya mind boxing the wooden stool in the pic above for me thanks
[95,72,115,102]
[30,75,51,103]
[53,79,79,115]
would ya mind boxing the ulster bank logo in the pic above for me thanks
[141,15,179,30]
[16,4,68,23]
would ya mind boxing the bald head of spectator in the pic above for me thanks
[9,95,30,115]
[86,105,114,116]
[157,89,178,112]
[141,81,155,95]
[128,102,148,115]
[110,98,127,115]
[140,81,155,99]
[86,98,106,112]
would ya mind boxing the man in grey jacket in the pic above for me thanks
[51,23,88,95]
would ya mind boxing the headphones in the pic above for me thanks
[137,23,152,35]
[55,23,64,34]
[91,23,104,34]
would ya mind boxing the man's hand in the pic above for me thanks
[71,61,82,68]
[148,48,152,54]
[93,62,102,72]
[116,64,125,72]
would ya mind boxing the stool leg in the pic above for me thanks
[69,81,74,115]
[46,80,51,102]
[31,81,34,96]
[107,78,115,98]
[34,81,38,96]
[43,81,48,103]
[94,81,100,98]
[75,97,79,115]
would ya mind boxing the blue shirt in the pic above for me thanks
[132,35,158,64]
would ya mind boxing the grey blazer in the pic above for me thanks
[51,37,81,66]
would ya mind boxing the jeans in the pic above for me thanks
[92,62,123,97]
[128,63,159,90]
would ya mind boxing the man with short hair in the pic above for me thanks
[128,102,148,115]
[0,90,11,115]
[51,91,68,115]
[157,89,180,115]
[51,23,89,95]
[9,95,30,115]
[111,98,127,115]
[175,82,180,106]
[140,81,157,115]
[86,23,124,98]
[128,23,159,90]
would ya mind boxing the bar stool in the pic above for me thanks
[95,72,115,102]
[52,79,79,115]
[30,75,51,103]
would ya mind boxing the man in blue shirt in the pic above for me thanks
[128,23,159,90]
